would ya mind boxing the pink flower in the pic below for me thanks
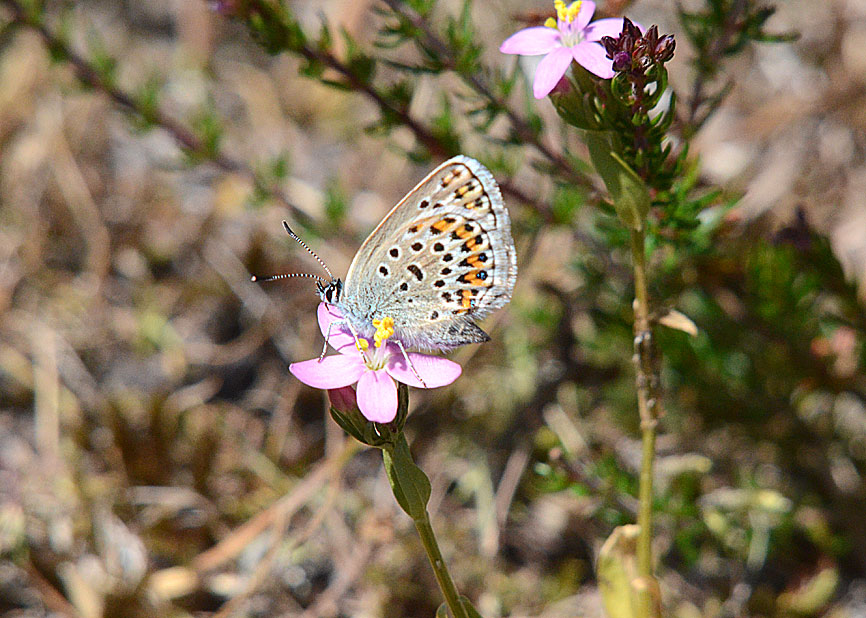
[500,1,628,98]
[289,304,462,423]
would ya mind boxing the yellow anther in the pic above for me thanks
[544,17,557,29]
[554,0,581,23]
[554,0,565,21]
[372,316,395,348]
[355,338,369,352]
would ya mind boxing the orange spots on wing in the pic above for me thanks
[468,273,492,287]
[440,167,470,189]
[456,183,482,202]
[431,218,457,233]
[440,170,457,188]
[453,225,474,239]
[458,269,492,287]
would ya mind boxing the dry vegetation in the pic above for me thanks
[1,1,866,617]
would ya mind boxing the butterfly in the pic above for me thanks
[256,155,517,352]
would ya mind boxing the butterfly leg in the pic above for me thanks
[319,320,341,361]
[322,318,373,365]
[320,319,361,360]
[395,340,428,388]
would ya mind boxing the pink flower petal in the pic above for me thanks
[386,351,462,388]
[289,354,365,389]
[317,303,358,354]
[572,41,615,79]
[499,27,560,56]
[584,17,629,42]
[356,370,398,423]
[574,1,597,32]
[533,46,575,99]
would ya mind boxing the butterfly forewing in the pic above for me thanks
[339,156,517,350]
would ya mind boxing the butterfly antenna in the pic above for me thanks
[250,272,326,284]
[281,221,334,279]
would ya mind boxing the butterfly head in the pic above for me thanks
[317,278,343,305]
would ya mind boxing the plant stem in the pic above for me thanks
[630,227,661,617]
[413,508,468,618]
[383,422,468,618]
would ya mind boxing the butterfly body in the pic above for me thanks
[318,155,516,351]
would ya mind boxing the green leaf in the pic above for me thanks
[583,130,650,230]
[436,597,485,618]
[459,596,485,618]
[383,433,431,520]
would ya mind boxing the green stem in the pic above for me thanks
[413,506,468,618]
[630,228,661,617]
[382,401,468,618]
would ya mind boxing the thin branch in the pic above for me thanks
[683,0,748,131]
[1,0,313,227]
[246,0,558,219]
[631,227,662,618]
[6,0,554,222]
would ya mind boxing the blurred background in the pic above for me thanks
[1,0,866,616]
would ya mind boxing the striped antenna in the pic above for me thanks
[281,221,334,279]
[250,272,326,284]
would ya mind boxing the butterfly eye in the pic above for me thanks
[323,280,343,303]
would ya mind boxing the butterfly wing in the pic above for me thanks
[340,156,517,350]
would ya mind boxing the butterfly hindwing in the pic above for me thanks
[339,156,517,350]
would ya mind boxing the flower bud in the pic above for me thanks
[654,35,676,63]
[327,384,408,449]
[612,51,631,72]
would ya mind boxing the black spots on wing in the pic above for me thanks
[433,242,444,252]
[433,202,444,209]
[399,282,409,292]
[411,242,423,252]
[407,264,423,281]
[430,311,439,320]
[442,253,453,262]
[429,217,456,235]
[389,247,400,258]
[434,280,445,288]
[378,265,389,277]
[441,267,452,275]
[461,235,483,252]
[419,199,429,209]
[477,252,488,262]
[456,273,486,287]
[408,225,419,234]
